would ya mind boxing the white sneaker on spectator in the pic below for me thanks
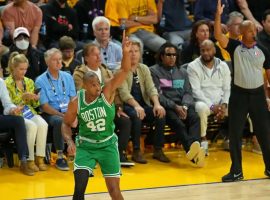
[186,141,200,161]
[193,147,205,167]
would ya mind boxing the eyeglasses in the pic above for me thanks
[164,53,177,57]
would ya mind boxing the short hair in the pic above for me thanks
[200,39,215,48]
[44,48,62,63]
[83,71,99,83]
[227,11,244,25]
[7,51,29,75]
[83,43,100,57]
[156,42,181,66]
[130,40,141,51]
[262,9,270,21]
[92,16,111,31]
[59,36,76,50]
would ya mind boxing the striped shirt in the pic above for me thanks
[225,39,270,89]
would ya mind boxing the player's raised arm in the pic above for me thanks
[103,30,132,103]
[214,0,229,48]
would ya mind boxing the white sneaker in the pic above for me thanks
[193,148,205,167]
[186,141,200,161]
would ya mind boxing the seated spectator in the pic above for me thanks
[42,0,81,49]
[105,0,166,52]
[217,11,244,61]
[181,20,224,64]
[187,39,231,155]
[150,42,205,167]
[92,16,122,71]
[5,52,48,173]
[1,0,42,48]
[59,36,81,75]
[73,42,134,167]
[1,27,47,80]
[73,43,113,90]
[74,0,106,41]
[0,19,9,59]
[0,78,33,176]
[257,9,270,53]
[35,48,76,171]
[156,0,192,49]
[118,40,169,164]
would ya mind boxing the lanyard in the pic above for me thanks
[46,72,66,97]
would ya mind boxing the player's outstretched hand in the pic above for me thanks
[216,0,225,16]
[122,30,132,53]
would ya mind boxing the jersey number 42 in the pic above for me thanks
[86,119,106,132]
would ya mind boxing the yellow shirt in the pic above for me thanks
[67,0,78,8]
[5,76,40,115]
[105,0,157,35]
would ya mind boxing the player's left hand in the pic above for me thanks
[67,140,76,156]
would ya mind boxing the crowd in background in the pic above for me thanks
[0,0,270,182]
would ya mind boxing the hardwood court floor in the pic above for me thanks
[0,148,269,200]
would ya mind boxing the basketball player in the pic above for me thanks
[62,32,131,200]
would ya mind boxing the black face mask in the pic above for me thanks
[58,0,67,4]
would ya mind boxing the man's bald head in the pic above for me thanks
[200,39,215,49]
[200,39,216,64]
[240,20,256,33]
[239,20,257,45]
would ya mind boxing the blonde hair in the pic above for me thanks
[7,52,29,75]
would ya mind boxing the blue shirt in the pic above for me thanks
[93,39,122,70]
[35,70,76,111]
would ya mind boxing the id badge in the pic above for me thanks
[59,101,68,113]
[22,105,34,119]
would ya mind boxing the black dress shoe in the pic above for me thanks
[222,172,243,182]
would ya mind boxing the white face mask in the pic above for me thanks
[15,39,29,50]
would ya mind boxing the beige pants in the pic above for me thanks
[24,115,48,161]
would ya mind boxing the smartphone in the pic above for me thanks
[34,88,41,94]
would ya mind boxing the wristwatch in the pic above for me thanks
[183,105,188,111]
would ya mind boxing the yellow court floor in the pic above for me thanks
[0,149,268,200]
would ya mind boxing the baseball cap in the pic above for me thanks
[13,27,30,39]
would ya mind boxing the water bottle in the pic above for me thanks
[120,18,126,30]
[160,15,166,28]
[40,22,46,35]
[82,23,88,40]
[83,23,88,34]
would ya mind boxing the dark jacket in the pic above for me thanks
[150,64,194,110]
[61,58,81,75]
[42,0,79,47]
[257,30,270,54]
[1,45,47,81]
[74,0,106,40]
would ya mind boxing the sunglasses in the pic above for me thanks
[164,53,177,57]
